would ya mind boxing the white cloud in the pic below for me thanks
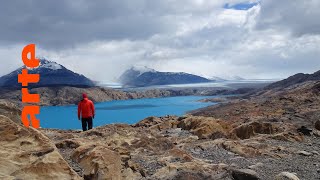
[0,0,319,83]
[256,0,320,36]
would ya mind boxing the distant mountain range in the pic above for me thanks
[0,59,253,89]
[0,59,95,88]
[119,66,211,87]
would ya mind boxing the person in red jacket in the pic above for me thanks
[78,93,95,131]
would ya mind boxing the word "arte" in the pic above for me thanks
[18,44,41,128]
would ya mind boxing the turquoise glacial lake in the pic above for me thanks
[38,96,217,130]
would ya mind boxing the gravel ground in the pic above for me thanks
[132,156,165,176]
[58,148,84,177]
[184,136,320,180]
[255,136,320,180]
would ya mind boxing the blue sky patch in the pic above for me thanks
[224,2,258,10]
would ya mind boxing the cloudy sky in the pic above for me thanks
[0,0,320,82]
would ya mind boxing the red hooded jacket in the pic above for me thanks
[78,95,95,119]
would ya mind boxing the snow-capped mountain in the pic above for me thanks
[119,66,211,87]
[38,60,62,70]
[130,65,156,76]
[0,59,95,88]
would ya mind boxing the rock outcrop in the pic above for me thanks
[231,121,278,139]
[177,116,230,139]
[275,172,300,180]
[0,115,80,180]
[72,144,122,180]
[315,120,320,131]
[231,168,260,180]
[0,99,21,124]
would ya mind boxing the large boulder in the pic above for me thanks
[232,121,277,139]
[231,168,260,180]
[221,140,261,157]
[297,126,312,136]
[315,120,320,131]
[134,116,180,131]
[275,172,300,180]
[72,144,122,180]
[130,134,175,153]
[134,116,163,128]
[177,117,230,139]
[0,115,80,180]
[0,99,21,124]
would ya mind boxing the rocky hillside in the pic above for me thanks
[0,59,95,88]
[119,66,211,87]
[0,86,255,106]
[0,86,169,106]
[192,80,320,128]
[264,70,320,90]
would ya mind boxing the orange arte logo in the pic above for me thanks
[18,44,41,128]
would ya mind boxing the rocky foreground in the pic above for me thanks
[0,81,320,179]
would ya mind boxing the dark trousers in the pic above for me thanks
[81,117,93,131]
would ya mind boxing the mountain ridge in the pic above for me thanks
[264,70,320,90]
[119,66,211,87]
[0,59,95,88]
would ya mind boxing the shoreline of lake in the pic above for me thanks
[38,95,222,130]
